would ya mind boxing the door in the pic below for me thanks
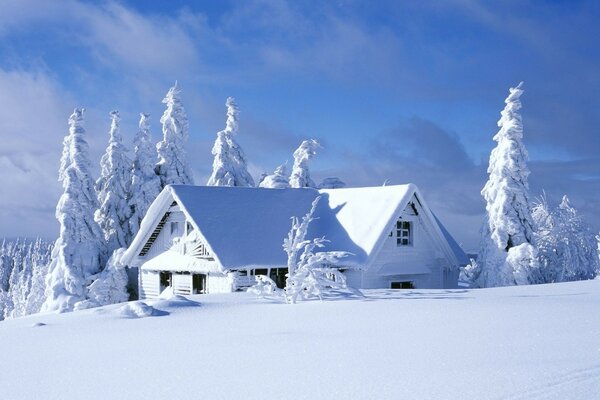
[192,274,207,294]
[159,271,172,292]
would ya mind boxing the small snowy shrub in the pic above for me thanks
[248,275,281,298]
[282,196,353,303]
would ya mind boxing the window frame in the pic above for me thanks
[396,219,412,246]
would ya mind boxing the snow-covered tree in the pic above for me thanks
[24,238,52,315]
[84,248,129,307]
[289,139,320,188]
[9,240,32,318]
[259,163,289,189]
[156,82,194,187]
[129,113,161,237]
[534,195,599,282]
[283,196,352,303]
[43,108,106,313]
[474,82,539,288]
[318,177,346,189]
[95,111,133,252]
[207,97,254,187]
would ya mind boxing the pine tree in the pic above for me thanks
[156,82,194,187]
[207,97,254,187]
[95,111,133,252]
[129,113,162,237]
[43,108,106,313]
[259,163,289,189]
[24,238,52,315]
[474,82,539,287]
[289,139,320,188]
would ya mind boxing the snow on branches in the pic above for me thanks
[474,82,539,287]
[259,163,289,189]
[95,110,133,251]
[43,108,106,313]
[289,139,321,188]
[282,196,352,303]
[129,113,161,236]
[207,97,254,187]
[156,82,194,187]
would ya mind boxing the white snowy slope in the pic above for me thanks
[1,280,599,400]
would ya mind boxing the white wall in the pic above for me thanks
[207,273,234,293]
[362,196,451,289]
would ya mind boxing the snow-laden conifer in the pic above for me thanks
[289,139,320,188]
[474,82,538,287]
[283,196,352,303]
[24,238,52,315]
[259,163,289,189]
[129,113,161,236]
[95,111,133,251]
[207,97,254,187]
[318,177,346,189]
[43,108,106,313]
[156,82,194,187]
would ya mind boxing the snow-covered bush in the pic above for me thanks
[533,195,599,282]
[283,196,352,303]
[259,163,289,189]
[82,248,129,308]
[474,82,537,288]
[247,275,281,298]
[156,82,194,187]
[207,97,254,187]
[43,109,106,313]
[289,139,320,188]
[95,111,133,251]
[129,113,161,237]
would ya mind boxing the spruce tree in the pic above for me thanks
[259,163,290,189]
[129,113,161,236]
[207,97,254,187]
[95,110,133,251]
[289,139,320,188]
[43,108,106,313]
[474,82,539,287]
[156,82,194,187]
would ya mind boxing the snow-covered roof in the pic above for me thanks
[124,184,466,271]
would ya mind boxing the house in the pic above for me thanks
[121,184,468,299]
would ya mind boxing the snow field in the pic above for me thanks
[1,279,599,400]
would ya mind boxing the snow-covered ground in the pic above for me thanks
[1,280,599,400]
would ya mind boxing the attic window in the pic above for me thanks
[186,222,194,235]
[396,220,412,246]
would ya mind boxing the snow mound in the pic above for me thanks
[150,287,200,309]
[117,301,164,319]
[150,296,200,310]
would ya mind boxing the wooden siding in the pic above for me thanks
[140,270,160,299]
[173,273,192,296]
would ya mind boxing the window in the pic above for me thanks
[186,222,194,235]
[396,220,411,246]
[391,281,414,289]
[253,268,268,276]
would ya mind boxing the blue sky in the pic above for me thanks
[0,0,598,250]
